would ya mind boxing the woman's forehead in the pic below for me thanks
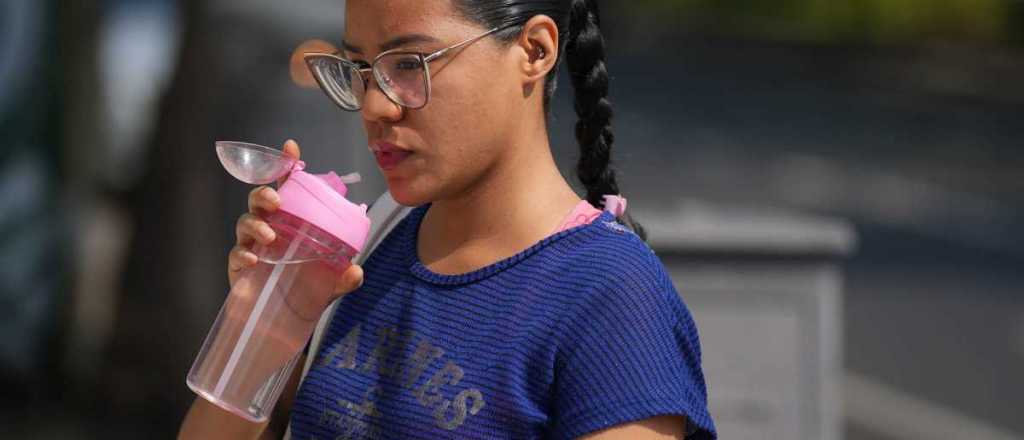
[345,0,457,35]
[343,0,469,51]
[343,1,484,56]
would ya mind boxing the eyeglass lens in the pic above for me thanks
[309,53,429,110]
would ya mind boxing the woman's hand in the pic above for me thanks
[179,140,364,439]
[228,139,364,294]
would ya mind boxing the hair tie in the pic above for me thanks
[602,194,627,217]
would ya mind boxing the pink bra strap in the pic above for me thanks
[602,194,627,217]
[553,194,628,233]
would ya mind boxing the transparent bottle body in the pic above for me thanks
[187,211,354,422]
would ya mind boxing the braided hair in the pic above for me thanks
[454,0,646,241]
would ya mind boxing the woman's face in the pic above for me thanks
[343,0,523,206]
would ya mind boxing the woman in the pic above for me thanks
[180,1,715,439]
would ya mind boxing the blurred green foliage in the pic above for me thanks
[624,0,1018,44]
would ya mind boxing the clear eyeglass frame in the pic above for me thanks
[303,25,513,111]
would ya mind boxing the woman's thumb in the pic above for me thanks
[277,139,303,187]
[333,264,364,299]
[282,139,301,159]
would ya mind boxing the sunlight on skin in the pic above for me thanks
[579,415,687,440]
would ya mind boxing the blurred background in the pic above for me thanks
[1,0,1021,438]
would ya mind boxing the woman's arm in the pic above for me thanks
[259,352,306,439]
[579,415,687,440]
[178,354,306,440]
[178,397,268,440]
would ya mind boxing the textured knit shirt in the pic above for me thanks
[289,204,717,439]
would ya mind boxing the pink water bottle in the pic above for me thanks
[186,141,371,422]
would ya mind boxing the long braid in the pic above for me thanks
[453,0,647,240]
[565,0,646,239]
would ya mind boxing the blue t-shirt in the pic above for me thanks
[289,205,716,439]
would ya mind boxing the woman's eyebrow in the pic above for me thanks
[341,40,362,54]
[341,33,440,55]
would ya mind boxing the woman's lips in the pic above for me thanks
[370,141,412,171]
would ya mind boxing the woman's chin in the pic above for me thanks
[385,178,432,207]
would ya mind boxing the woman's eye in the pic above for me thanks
[395,59,422,71]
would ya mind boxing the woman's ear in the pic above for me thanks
[517,15,559,85]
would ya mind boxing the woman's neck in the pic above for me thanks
[417,130,581,275]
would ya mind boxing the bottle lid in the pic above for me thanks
[216,141,371,254]
[277,168,370,254]
[216,141,299,185]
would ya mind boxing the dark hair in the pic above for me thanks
[453,0,646,241]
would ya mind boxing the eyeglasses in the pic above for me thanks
[304,26,509,111]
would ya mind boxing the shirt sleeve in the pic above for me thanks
[550,260,716,440]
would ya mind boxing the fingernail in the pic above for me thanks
[260,225,276,241]
[265,188,280,204]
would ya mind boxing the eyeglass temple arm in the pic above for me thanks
[423,27,505,63]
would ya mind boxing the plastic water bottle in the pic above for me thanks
[186,141,370,422]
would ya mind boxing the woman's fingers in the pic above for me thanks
[235,213,276,247]
[228,245,259,272]
[249,139,299,209]
[229,211,273,285]
[282,139,301,160]
[229,138,299,286]
[227,245,259,284]
[277,139,302,187]
[248,186,281,214]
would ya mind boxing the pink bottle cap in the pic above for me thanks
[277,164,370,254]
[215,141,371,254]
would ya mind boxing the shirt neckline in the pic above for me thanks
[406,204,614,286]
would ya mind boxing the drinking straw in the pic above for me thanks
[214,223,311,398]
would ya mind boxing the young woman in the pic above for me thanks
[180,1,715,439]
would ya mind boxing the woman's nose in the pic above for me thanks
[361,77,403,123]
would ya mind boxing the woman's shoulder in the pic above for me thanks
[557,216,672,289]
[543,216,689,322]
[548,225,715,440]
